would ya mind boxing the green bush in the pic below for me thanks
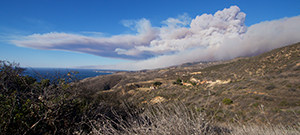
[0,61,89,134]
[190,81,196,86]
[0,60,146,134]
[253,96,260,100]
[153,81,162,86]
[173,78,182,85]
[265,84,276,90]
[176,78,182,83]
[253,103,259,107]
[279,100,289,106]
[104,84,111,90]
[222,98,233,105]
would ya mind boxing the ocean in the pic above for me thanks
[23,68,116,82]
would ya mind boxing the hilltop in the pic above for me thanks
[78,42,300,126]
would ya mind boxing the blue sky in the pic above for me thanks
[1,0,300,70]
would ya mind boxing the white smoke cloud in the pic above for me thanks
[130,6,247,56]
[11,6,300,70]
[12,18,158,60]
[162,13,191,28]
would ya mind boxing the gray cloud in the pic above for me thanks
[11,6,300,70]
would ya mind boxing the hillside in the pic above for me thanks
[78,42,300,126]
[1,42,299,134]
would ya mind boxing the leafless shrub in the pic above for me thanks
[87,101,300,135]
[88,102,230,134]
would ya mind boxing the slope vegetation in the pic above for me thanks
[82,42,300,126]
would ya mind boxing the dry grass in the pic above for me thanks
[87,102,300,135]
[228,124,300,135]
[88,102,227,134]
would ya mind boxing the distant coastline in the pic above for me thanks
[23,67,118,81]
[93,70,116,74]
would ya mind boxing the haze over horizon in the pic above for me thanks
[1,1,300,70]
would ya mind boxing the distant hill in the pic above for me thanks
[79,42,300,126]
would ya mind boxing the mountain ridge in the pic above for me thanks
[78,42,300,126]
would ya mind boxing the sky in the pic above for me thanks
[1,0,300,70]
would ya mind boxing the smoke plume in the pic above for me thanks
[11,6,300,70]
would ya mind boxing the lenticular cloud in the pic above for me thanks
[11,6,300,70]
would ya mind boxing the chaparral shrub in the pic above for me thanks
[222,98,233,105]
